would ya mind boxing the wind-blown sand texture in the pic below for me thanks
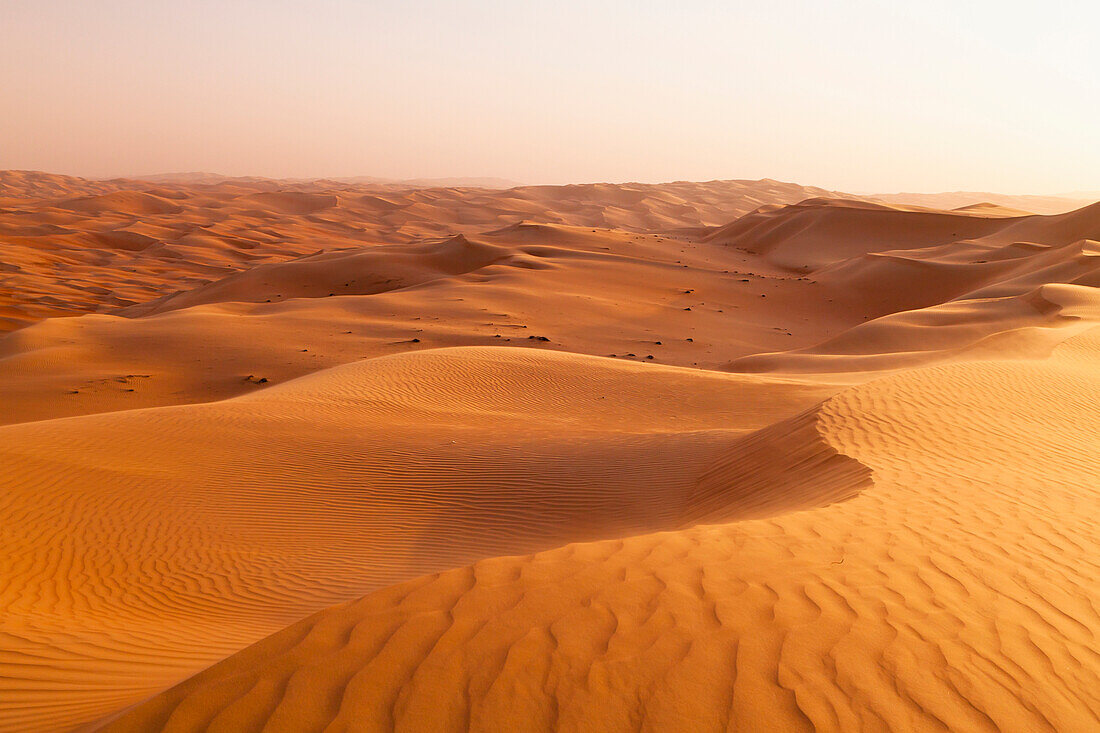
[0,172,1097,732]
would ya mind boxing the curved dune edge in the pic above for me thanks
[0,347,849,733]
[1,172,861,332]
[2,178,1098,731]
[683,406,873,524]
[3,197,1097,427]
[90,328,1100,732]
[725,283,1100,378]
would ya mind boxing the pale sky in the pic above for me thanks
[2,0,1097,193]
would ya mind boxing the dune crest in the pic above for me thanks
[95,328,1100,732]
[0,347,839,731]
[0,175,1098,731]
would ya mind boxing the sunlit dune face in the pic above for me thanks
[1,169,1099,731]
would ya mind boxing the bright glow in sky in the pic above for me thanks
[2,0,1097,193]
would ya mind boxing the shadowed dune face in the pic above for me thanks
[0,172,858,332]
[95,330,1100,733]
[0,171,1089,332]
[3,190,1096,427]
[0,349,846,731]
[0,172,1098,732]
[114,235,515,317]
[55,191,186,216]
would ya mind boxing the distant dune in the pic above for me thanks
[0,171,862,332]
[870,189,1092,215]
[96,328,1100,733]
[124,172,524,189]
[0,171,1097,732]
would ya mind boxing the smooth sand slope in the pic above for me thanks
[0,215,876,425]
[1,171,1086,332]
[0,176,1097,731]
[1,350,844,731]
[99,328,1100,733]
[3,197,1097,426]
[871,190,1093,216]
[0,171,855,332]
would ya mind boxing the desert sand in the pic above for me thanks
[0,171,1097,732]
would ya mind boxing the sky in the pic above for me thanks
[2,0,1097,193]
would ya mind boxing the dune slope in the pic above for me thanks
[0,347,843,732]
[0,180,1098,732]
[99,328,1100,733]
[0,173,859,332]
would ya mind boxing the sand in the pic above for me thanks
[0,171,1097,732]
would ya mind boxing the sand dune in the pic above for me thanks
[872,190,1093,215]
[1,174,1098,731]
[1,173,856,333]
[0,218,869,426]
[0,171,132,200]
[116,235,514,317]
[729,283,1100,374]
[0,349,837,731]
[56,191,186,216]
[2,171,1089,333]
[96,328,1100,733]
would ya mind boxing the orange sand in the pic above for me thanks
[0,171,1097,731]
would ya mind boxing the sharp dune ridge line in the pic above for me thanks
[0,172,1097,732]
[93,334,1100,733]
[0,349,846,731]
[0,170,1089,333]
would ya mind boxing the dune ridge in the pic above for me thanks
[0,176,1098,731]
[1,170,1090,332]
[4,199,1098,427]
[0,348,839,731]
[94,328,1100,732]
[0,172,855,332]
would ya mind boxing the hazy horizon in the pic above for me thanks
[4,1,1098,194]
[11,168,1100,200]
